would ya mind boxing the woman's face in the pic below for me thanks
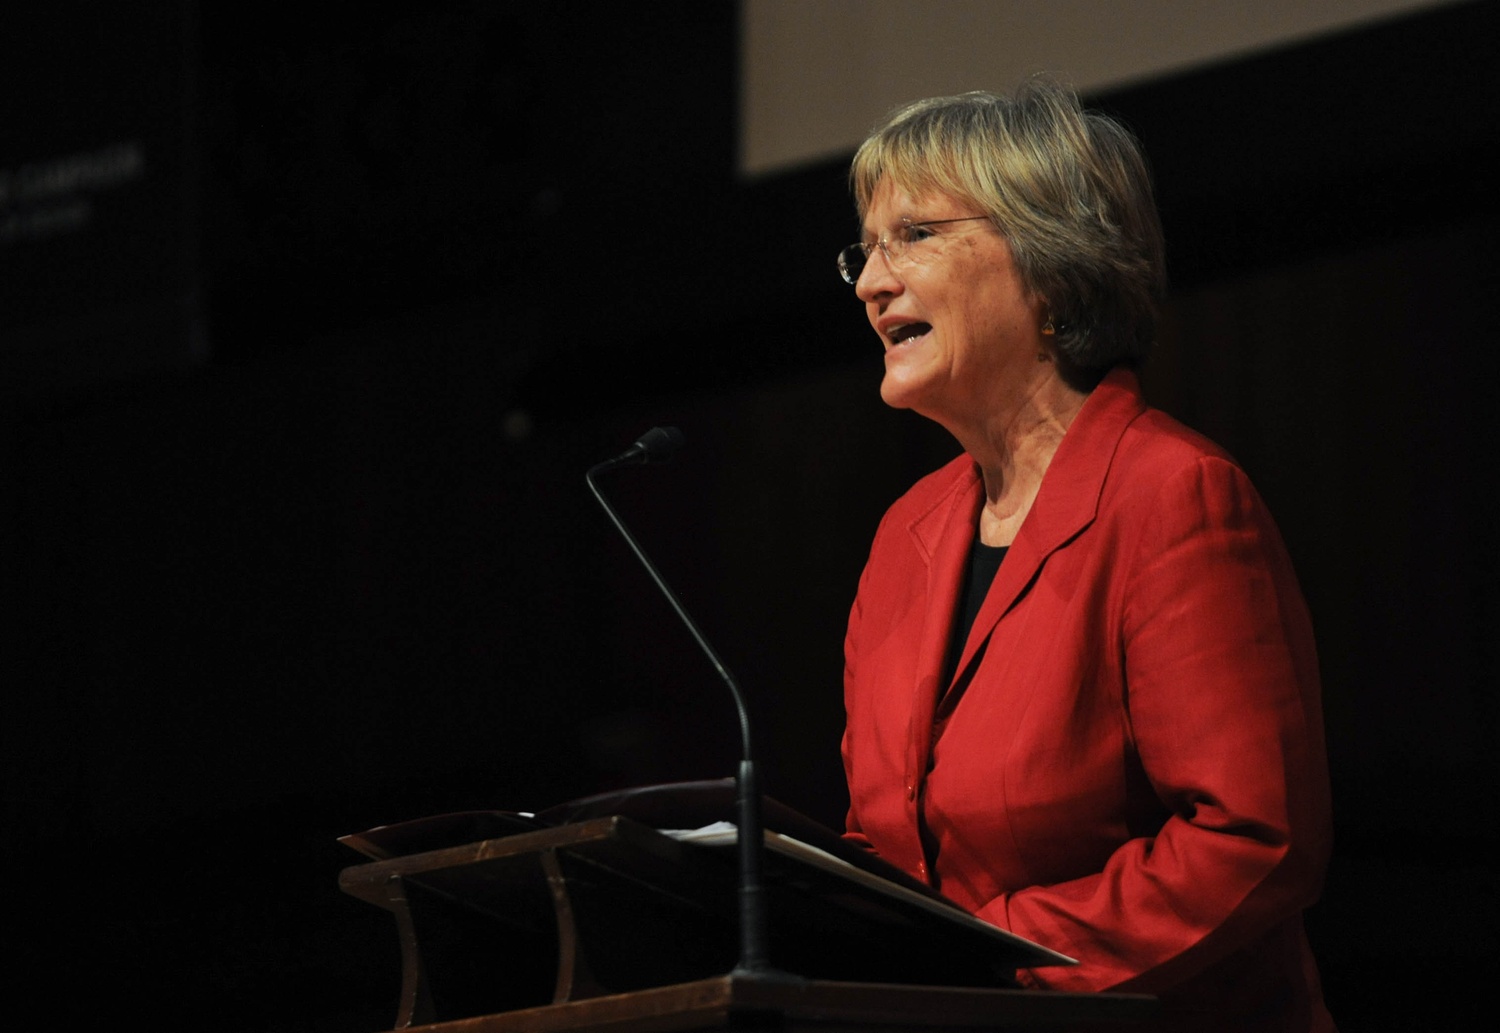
[857,179,1047,430]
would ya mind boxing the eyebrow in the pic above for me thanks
[861,214,914,241]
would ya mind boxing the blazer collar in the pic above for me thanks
[908,368,1149,693]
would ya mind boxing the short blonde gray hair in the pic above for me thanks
[851,79,1165,389]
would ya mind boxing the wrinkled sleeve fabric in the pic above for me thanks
[840,507,889,857]
[980,455,1330,994]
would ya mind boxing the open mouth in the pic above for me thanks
[888,322,932,347]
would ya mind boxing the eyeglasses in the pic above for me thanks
[837,216,991,285]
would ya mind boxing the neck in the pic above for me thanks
[946,367,1089,547]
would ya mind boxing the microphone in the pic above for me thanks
[586,427,783,981]
[588,425,684,474]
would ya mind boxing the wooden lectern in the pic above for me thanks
[339,797,1155,1032]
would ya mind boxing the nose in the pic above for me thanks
[854,244,902,303]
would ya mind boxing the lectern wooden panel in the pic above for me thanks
[388,974,1156,1033]
[339,815,1152,1030]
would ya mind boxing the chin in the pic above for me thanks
[879,379,916,412]
[879,372,936,413]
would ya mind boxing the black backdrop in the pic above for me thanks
[3,3,1496,1030]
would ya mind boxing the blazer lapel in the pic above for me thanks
[947,369,1148,692]
[903,464,984,784]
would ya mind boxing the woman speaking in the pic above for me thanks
[837,80,1334,1032]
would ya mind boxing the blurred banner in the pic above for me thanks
[1,1,201,401]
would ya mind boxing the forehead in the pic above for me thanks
[862,178,971,232]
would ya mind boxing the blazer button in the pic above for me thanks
[905,782,916,801]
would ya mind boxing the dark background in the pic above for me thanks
[3,2,1496,1030]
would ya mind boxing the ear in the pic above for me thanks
[1033,292,1054,334]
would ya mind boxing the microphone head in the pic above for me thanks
[635,425,685,463]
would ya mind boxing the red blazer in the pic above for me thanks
[842,370,1334,1032]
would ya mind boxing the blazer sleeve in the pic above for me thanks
[840,509,883,855]
[978,455,1332,993]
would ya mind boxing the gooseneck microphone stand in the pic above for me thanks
[586,427,781,980]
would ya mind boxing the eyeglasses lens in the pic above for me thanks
[838,245,867,285]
